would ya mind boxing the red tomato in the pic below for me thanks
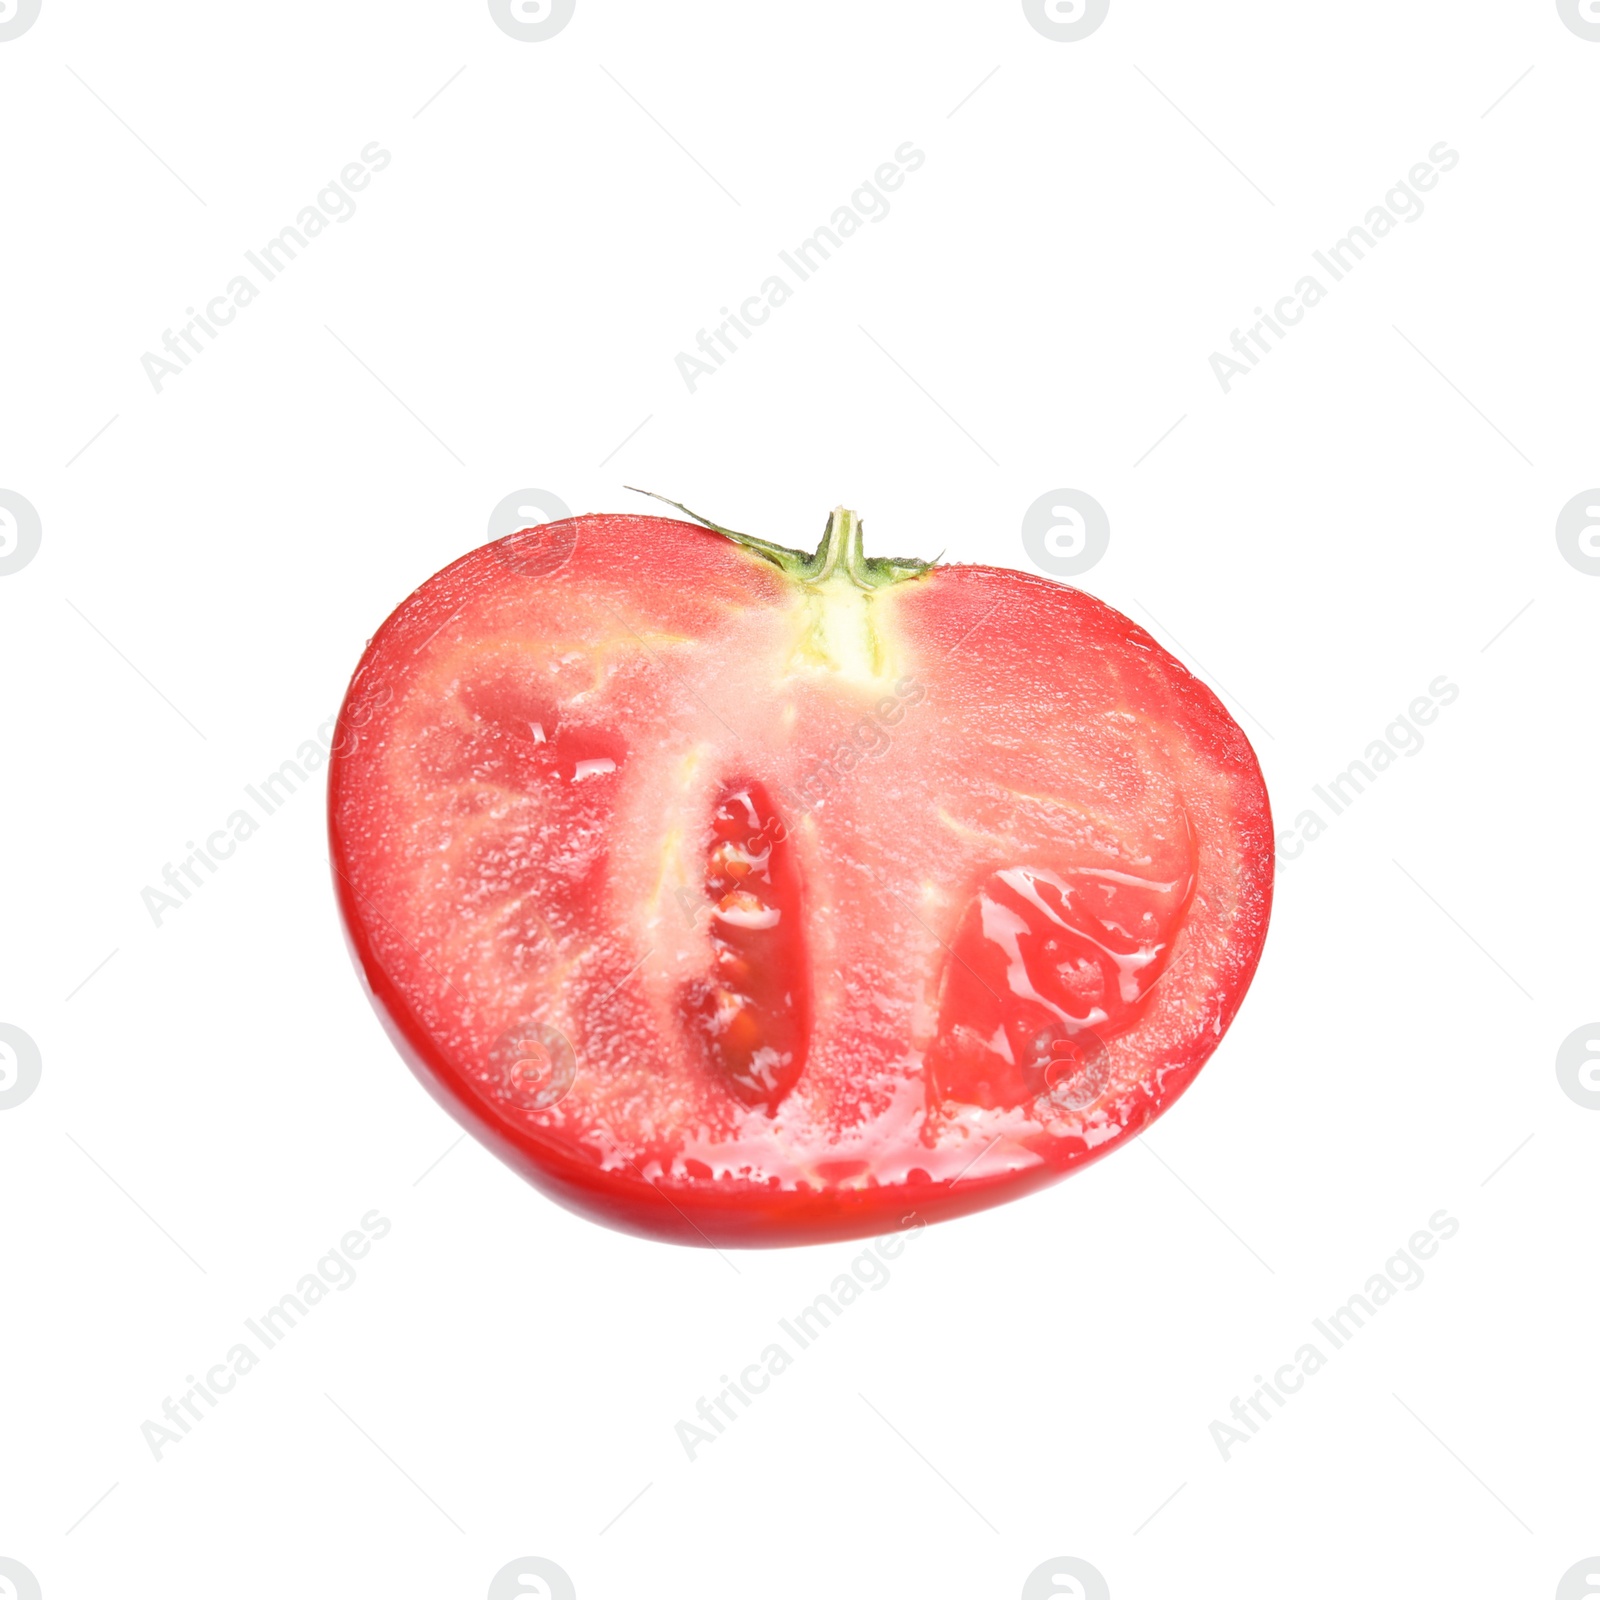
[329,503,1272,1246]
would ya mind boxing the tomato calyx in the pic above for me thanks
[624,489,935,592]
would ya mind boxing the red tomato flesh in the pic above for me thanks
[329,508,1272,1246]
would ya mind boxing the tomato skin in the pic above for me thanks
[329,513,1273,1247]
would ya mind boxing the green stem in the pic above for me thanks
[625,489,933,591]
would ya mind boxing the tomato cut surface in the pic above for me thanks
[329,507,1273,1245]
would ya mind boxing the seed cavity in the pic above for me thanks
[483,1020,578,1113]
[926,855,1195,1112]
[679,781,810,1113]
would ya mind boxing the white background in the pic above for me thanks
[2,2,1597,1597]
